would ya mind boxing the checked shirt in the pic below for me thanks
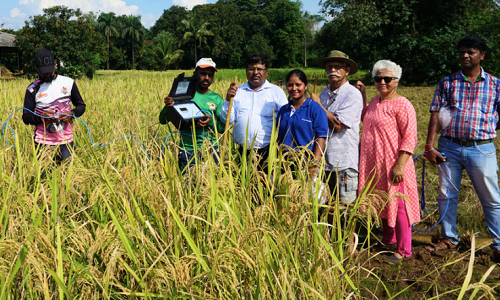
[430,68,500,140]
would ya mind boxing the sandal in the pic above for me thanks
[425,239,457,252]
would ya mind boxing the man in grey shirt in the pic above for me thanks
[311,50,365,203]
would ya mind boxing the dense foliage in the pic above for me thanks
[315,0,500,85]
[15,6,105,79]
[6,0,500,83]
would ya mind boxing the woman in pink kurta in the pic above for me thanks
[358,60,420,263]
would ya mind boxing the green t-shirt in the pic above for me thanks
[159,90,225,151]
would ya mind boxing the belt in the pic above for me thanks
[443,136,493,147]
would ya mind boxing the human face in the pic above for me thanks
[246,63,268,90]
[459,46,484,69]
[36,62,56,83]
[286,74,307,102]
[196,67,215,92]
[325,60,350,87]
[374,69,398,96]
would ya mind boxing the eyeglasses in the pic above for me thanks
[325,64,346,70]
[247,67,267,73]
[373,76,398,83]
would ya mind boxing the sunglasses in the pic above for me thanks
[373,76,398,83]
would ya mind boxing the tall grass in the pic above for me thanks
[0,70,497,299]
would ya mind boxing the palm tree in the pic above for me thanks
[302,12,324,67]
[121,15,146,69]
[98,12,119,70]
[153,33,184,70]
[181,11,214,66]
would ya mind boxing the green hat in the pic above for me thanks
[316,50,359,75]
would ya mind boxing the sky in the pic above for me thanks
[0,0,322,31]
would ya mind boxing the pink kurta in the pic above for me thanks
[358,95,420,227]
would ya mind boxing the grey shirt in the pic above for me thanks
[319,82,363,172]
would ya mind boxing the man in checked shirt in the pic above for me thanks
[425,35,500,261]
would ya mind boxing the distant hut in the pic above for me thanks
[0,32,19,77]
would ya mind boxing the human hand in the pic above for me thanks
[41,110,57,124]
[424,148,446,165]
[391,162,405,183]
[164,96,174,107]
[226,82,238,100]
[355,80,365,94]
[196,114,211,128]
[58,110,73,123]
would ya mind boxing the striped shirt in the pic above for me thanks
[430,68,500,140]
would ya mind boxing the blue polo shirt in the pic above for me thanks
[277,98,328,151]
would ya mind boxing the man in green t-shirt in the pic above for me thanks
[159,58,224,173]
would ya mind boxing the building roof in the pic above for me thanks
[0,32,18,52]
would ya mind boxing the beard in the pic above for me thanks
[39,73,55,83]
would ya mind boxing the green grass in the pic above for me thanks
[0,70,498,299]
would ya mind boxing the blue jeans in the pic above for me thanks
[178,146,219,174]
[437,136,500,251]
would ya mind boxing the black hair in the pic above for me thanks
[245,53,270,69]
[457,35,487,52]
[285,69,308,86]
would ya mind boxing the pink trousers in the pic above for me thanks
[381,198,412,257]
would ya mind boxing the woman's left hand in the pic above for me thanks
[391,163,405,183]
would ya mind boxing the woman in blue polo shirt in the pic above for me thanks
[277,69,329,166]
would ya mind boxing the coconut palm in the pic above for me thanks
[121,15,146,69]
[98,12,119,70]
[181,11,214,66]
[153,32,184,71]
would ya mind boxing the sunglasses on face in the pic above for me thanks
[373,76,398,83]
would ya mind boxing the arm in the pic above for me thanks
[22,89,43,125]
[159,96,173,124]
[310,92,345,131]
[424,111,445,164]
[355,80,367,108]
[59,82,85,123]
[392,151,411,183]
[220,82,238,124]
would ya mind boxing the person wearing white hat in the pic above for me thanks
[159,58,224,173]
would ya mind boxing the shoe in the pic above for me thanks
[385,253,409,264]
[425,238,457,253]
[493,250,500,263]
[374,242,397,252]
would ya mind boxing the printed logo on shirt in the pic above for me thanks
[39,92,48,98]
[302,118,312,123]
[61,87,68,95]
[207,102,217,110]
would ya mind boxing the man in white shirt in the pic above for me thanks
[221,53,288,170]
[311,50,365,204]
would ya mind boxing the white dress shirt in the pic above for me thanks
[220,80,288,149]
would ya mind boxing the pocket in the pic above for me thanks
[437,136,451,149]
[260,101,276,117]
[476,142,496,156]
[339,169,358,202]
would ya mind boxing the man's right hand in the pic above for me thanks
[226,82,238,100]
[425,148,446,164]
[164,96,174,107]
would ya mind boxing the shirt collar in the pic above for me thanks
[459,67,486,82]
[242,79,272,91]
[328,81,351,96]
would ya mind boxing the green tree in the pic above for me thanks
[301,11,324,67]
[16,5,105,78]
[98,12,119,70]
[316,0,476,84]
[181,11,214,66]
[121,15,146,69]
[151,6,189,38]
[153,32,184,70]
